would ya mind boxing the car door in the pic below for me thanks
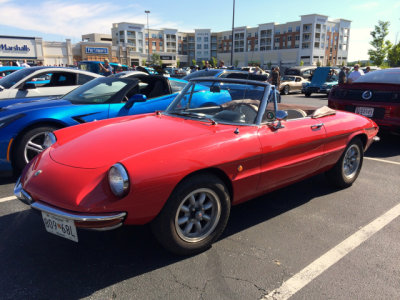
[14,71,79,99]
[257,116,326,193]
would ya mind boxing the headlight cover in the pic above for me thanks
[43,132,57,149]
[108,163,129,197]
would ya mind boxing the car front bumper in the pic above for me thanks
[14,179,127,231]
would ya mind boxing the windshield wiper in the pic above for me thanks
[168,111,217,124]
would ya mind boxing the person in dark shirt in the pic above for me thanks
[338,66,347,84]
[268,66,280,86]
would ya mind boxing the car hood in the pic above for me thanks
[0,96,55,108]
[0,98,70,116]
[310,67,330,86]
[50,113,223,169]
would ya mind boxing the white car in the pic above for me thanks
[0,67,102,100]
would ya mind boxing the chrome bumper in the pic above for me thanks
[14,179,126,231]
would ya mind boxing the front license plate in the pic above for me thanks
[355,107,374,117]
[41,212,78,242]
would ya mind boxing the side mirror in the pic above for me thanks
[21,82,36,90]
[269,110,287,131]
[124,94,147,109]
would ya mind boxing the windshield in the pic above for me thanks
[165,80,271,125]
[182,70,221,80]
[355,68,400,84]
[62,77,134,104]
[0,68,37,89]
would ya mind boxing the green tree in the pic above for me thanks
[368,20,392,66]
[201,60,205,68]
[141,59,146,66]
[316,60,321,67]
[151,53,162,66]
[191,59,196,66]
[176,59,180,68]
[211,57,217,67]
[388,42,400,67]
[300,60,304,66]
[234,59,239,67]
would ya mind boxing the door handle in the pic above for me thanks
[311,123,324,130]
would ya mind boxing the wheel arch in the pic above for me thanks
[347,132,368,151]
[170,167,234,204]
[10,120,66,166]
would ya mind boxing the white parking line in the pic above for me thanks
[0,196,16,203]
[261,202,400,300]
[365,157,400,166]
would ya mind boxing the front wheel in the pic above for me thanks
[281,85,290,95]
[151,174,231,255]
[305,91,311,97]
[13,126,59,172]
[326,138,364,188]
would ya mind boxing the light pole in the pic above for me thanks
[230,0,235,66]
[145,10,150,65]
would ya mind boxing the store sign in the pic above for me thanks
[0,37,37,58]
[160,55,172,60]
[85,47,109,54]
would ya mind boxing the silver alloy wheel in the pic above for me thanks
[23,131,52,164]
[342,144,361,180]
[175,188,221,243]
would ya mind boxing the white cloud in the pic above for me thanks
[351,2,379,10]
[0,0,187,40]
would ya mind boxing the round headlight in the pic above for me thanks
[108,163,129,197]
[43,132,56,149]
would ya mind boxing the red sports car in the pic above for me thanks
[328,68,400,134]
[15,78,379,255]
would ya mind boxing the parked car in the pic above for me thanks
[284,66,317,80]
[279,75,309,95]
[328,67,400,134]
[0,75,211,173]
[0,67,102,101]
[183,69,269,81]
[240,66,268,75]
[14,77,378,255]
[136,66,158,75]
[0,66,23,79]
[304,67,339,97]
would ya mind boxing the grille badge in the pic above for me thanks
[362,90,372,100]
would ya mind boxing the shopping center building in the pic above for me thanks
[110,14,351,68]
[1,14,351,69]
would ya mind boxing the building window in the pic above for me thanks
[152,41,156,46]
[288,36,292,41]
[288,27,292,33]
[204,44,209,49]
[197,44,202,49]
[159,41,163,46]
[296,26,300,32]
[204,37,209,42]
[275,30,280,35]
[152,34,156,38]
[197,37,202,42]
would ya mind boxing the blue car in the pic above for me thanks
[0,66,24,78]
[304,67,339,97]
[0,75,229,173]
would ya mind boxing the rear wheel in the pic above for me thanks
[326,138,363,188]
[14,126,59,172]
[151,174,230,255]
[281,85,290,95]
[305,91,311,97]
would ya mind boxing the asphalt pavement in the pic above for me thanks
[0,93,399,300]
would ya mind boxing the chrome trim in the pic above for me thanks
[373,136,380,142]
[31,201,126,223]
[14,178,33,205]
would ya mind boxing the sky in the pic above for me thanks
[0,0,399,61]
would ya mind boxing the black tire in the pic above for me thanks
[13,126,59,172]
[281,85,290,95]
[305,91,311,97]
[151,174,231,255]
[326,138,364,188]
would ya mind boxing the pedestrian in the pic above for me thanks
[347,64,364,83]
[99,59,113,76]
[338,66,347,84]
[252,66,262,75]
[203,61,210,70]
[0,61,2,67]
[218,60,227,69]
[268,66,281,87]
[21,59,30,68]
[364,66,371,74]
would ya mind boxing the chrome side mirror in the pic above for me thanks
[270,110,287,130]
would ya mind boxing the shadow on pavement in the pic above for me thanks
[365,132,400,159]
[0,174,336,299]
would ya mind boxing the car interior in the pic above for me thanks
[126,75,170,100]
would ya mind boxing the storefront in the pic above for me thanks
[0,35,44,65]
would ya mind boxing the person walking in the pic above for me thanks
[347,64,364,83]
[268,66,281,87]
[21,59,30,68]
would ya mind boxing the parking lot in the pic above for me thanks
[0,93,399,300]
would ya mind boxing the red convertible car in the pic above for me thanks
[15,78,379,255]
